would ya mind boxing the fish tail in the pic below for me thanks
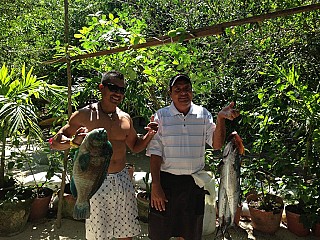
[73,202,90,220]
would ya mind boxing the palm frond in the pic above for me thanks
[0,101,42,140]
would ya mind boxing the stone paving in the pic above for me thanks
[2,150,318,240]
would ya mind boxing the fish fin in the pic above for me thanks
[88,141,112,199]
[79,153,90,171]
[73,201,90,220]
[70,177,77,198]
[88,171,108,199]
[72,149,79,164]
[88,155,109,199]
[103,141,113,157]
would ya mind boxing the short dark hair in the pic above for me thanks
[101,70,125,85]
[169,74,192,91]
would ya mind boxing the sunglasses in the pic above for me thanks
[103,83,126,94]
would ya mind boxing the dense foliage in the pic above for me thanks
[1,0,319,227]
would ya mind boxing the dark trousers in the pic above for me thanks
[148,171,206,240]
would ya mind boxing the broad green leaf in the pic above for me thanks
[143,69,152,75]
[74,34,84,39]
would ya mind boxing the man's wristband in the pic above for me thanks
[70,136,80,148]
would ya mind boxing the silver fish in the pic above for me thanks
[216,131,244,237]
[70,128,112,220]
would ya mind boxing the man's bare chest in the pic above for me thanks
[85,117,128,141]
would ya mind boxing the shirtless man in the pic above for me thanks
[51,70,158,240]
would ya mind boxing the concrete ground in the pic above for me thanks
[2,151,318,240]
[0,216,318,240]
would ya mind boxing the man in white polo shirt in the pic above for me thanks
[146,73,239,240]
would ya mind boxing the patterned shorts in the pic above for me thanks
[86,168,141,239]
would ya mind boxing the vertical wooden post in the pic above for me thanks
[56,0,72,228]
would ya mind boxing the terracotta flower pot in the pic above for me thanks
[29,187,54,222]
[247,194,284,234]
[312,222,320,237]
[285,205,310,237]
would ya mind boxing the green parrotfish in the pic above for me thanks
[70,128,112,220]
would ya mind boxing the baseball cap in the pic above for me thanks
[169,74,192,88]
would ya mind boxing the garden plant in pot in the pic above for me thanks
[281,121,320,238]
[0,178,35,237]
[0,64,66,236]
[28,184,54,222]
[246,171,284,234]
[284,183,310,237]
[136,172,151,223]
[12,145,55,223]
[310,208,320,238]
[241,63,320,235]
[284,177,319,237]
[305,185,320,238]
[285,204,310,237]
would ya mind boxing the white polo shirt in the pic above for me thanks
[146,102,216,175]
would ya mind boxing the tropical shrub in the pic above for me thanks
[0,63,67,194]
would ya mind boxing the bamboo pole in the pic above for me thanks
[56,0,72,229]
[44,3,320,64]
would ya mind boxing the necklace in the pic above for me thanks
[107,113,113,119]
[99,102,116,121]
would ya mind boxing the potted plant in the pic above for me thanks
[245,170,284,234]
[0,178,35,237]
[9,143,55,223]
[282,150,320,237]
[283,176,319,237]
[283,182,310,237]
[28,183,54,222]
[285,204,310,237]
[136,172,151,223]
[305,187,320,238]
[309,208,320,237]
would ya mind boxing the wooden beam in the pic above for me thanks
[45,3,320,64]
[56,0,72,229]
